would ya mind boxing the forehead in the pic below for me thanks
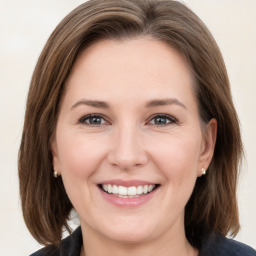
[64,37,196,106]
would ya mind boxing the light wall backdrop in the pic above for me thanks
[0,1,255,255]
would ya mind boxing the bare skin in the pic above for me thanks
[52,37,216,256]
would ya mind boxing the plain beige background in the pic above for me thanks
[0,0,255,255]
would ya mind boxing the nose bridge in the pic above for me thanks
[108,121,147,170]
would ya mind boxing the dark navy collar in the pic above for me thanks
[31,227,256,256]
[30,227,82,256]
[199,232,256,256]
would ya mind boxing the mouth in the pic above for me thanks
[98,184,160,198]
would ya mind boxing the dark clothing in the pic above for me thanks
[199,232,256,256]
[30,228,82,256]
[30,226,256,256]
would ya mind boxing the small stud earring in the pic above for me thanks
[201,168,206,175]
[53,170,58,178]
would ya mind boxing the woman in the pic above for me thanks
[19,0,256,255]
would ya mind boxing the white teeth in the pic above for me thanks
[101,184,156,197]
[112,185,118,194]
[136,186,143,195]
[127,186,136,196]
[143,185,148,194]
[119,186,127,196]
[107,184,112,193]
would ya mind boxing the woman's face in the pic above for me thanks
[52,37,216,244]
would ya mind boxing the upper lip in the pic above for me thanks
[99,179,158,187]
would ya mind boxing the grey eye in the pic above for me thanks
[87,116,103,125]
[149,114,176,126]
[79,114,107,125]
[153,116,169,125]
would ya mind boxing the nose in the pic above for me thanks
[107,124,148,171]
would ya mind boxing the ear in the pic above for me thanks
[198,118,217,177]
[51,137,61,176]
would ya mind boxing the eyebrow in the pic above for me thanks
[145,98,187,109]
[71,98,186,110]
[71,99,110,110]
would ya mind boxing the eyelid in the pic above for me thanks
[146,113,178,126]
[77,113,178,126]
[78,113,110,125]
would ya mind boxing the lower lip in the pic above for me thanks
[98,186,159,207]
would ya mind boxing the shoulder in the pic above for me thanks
[30,227,82,256]
[200,232,256,256]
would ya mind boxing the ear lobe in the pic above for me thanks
[198,118,217,176]
[51,138,61,175]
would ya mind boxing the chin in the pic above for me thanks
[107,228,152,244]
[95,216,156,244]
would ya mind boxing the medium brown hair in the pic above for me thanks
[19,0,242,248]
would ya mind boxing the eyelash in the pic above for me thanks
[78,114,109,126]
[147,114,178,126]
[78,113,178,126]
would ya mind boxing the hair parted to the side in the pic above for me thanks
[18,0,242,248]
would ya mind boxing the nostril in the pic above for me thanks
[108,151,148,171]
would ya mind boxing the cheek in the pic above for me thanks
[56,132,106,179]
[150,134,202,186]
[55,133,108,211]
[156,137,200,166]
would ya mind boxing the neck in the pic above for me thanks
[80,221,198,256]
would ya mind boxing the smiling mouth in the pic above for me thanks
[99,184,160,198]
